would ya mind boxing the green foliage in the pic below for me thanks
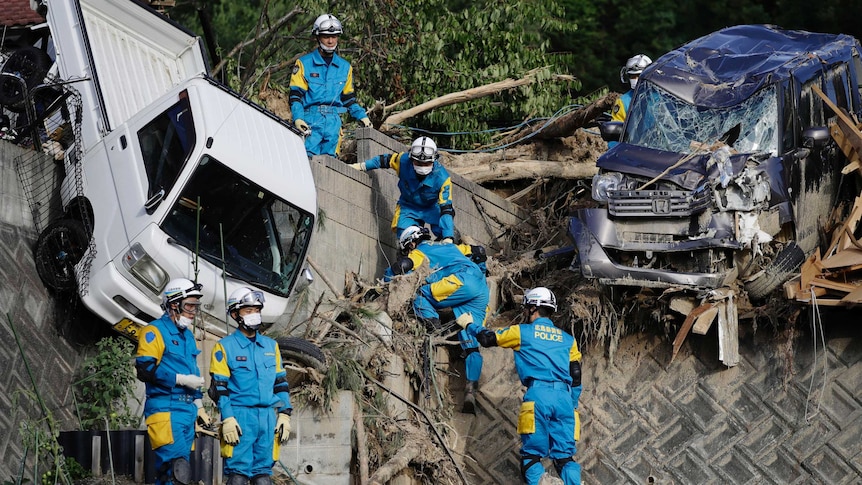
[14,391,73,485]
[72,337,140,430]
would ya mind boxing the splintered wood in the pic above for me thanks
[784,195,862,306]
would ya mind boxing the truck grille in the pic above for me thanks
[608,189,711,217]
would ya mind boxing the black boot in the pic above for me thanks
[462,380,477,414]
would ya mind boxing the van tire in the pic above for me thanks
[0,46,52,110]
[34,219,89,292]
[277,337,327,387]
[744,241,805,301]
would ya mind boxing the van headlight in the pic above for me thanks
[122,243,168,294]
[592,172,623,202]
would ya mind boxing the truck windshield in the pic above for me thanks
[160,156,314,297]
[623,82,779,156]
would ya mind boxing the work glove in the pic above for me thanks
[194,399,211,427]
[349,162,366,171]
[221,417,242,446]
[441,237,454,244]
[455,313,473,330]
[294,119,311,136]
[359,117,372,128]
[175,374,205,390]
[571,385,582,410]
[275,412,292,444]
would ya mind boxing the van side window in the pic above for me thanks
[138,94,196,198]
[825,64,850,116]
[853,52,862,109]
[799,79,825,132]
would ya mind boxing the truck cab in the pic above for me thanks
[28,0,316,338]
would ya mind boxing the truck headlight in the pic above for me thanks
[122,243,168,294]
[592,172,623,202]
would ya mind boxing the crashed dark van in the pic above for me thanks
[574,25,862,300]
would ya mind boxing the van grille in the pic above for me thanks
[608,189,711,217]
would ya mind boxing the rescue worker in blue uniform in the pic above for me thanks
[388,225,489,413]
[608,54,652,148]
[457,287,582,484]
[135,278,211,485]
[209,287,292,485]
[351,136,455,241]
[289,14,371,158]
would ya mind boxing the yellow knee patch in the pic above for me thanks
[517,401,536,435]
[574,410,581,442]
[146,412,174,449]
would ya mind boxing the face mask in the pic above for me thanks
[414,164,433,176]
[629,78,638,90]
[242,313,262,329]
[177,315,194,329]
[318,41,337,54]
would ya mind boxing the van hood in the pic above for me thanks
[597,144,750,191]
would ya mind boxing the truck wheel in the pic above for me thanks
[277,337,327,388]
[744,241,804,301]
[34,219,89,292]
[0,46,52,111]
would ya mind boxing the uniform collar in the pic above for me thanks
[234,330,261,348]
[311,49,342,68]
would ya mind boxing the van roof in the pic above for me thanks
[645,24,862,108]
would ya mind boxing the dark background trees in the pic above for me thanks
[167,0,862,149]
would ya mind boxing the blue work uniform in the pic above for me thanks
[135,314,203,485]
[360,152,455,239]
[387,240,489,381]
[469,317,583,485]
[608,89,633,148]
[209,331,291,479]
[289,49,368,158]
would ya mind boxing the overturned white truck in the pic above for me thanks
[24,0,316,338]
[578,25,862,364]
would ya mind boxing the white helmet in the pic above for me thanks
[409,136,438,175]
[398,225,431,251]
[523,287,557,312]
[312,14,343,36]
[227,287,265,328]
[162,278,203,309]
[620,54,652,83]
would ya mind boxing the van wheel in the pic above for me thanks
[744,241,804,301]
[277,337,327,388]
[0,46,52,110]
[34,219,89,292]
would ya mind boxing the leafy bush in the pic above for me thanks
[73,337,140,430]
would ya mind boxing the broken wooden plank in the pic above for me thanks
[809,277,859,293]
[799,251,825,294]
[692,306,718,335]
[826,196,862,257]
[670,303,712,362]
[821,247,862,270]
[714,288,739,367]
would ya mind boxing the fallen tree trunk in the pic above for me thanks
[452,158,598,183]
[381,67,576,128]
[368,440,422,485]
[499,91,619,144]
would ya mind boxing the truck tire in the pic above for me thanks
[34,219,89,292]
[0,46,52,110]
[277,337,327,388]
[744,241,804,301]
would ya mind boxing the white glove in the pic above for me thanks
[294,119,311,136]
[455,313,473,330]
[441,237,454,244]
[349,162,366,171]
[175,374,204,390]
[360,117,372,128]
[275,412,291,444]
[221,417,242,446]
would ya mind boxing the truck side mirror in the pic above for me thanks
[599,121,623,142]
[802,126,830,148]
[144,188,165,215]
[293,267,314,294]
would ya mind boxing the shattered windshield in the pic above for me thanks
[623,82,779,156]
[160,156,314,297]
